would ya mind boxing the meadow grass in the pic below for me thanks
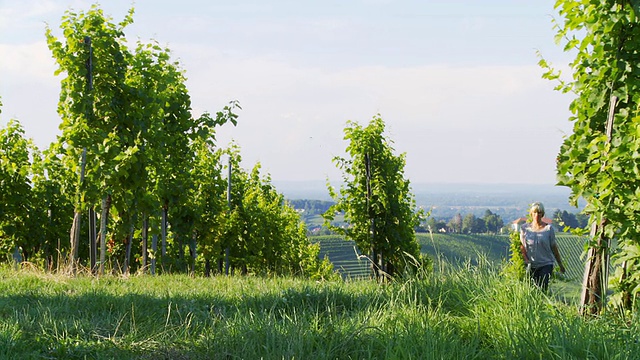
[0,262,638,359]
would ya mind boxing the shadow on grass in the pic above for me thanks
[0,277,453,359]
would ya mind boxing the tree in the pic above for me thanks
[46,6,142,272]
[483,209,504,234]
[426,217,447,233]
[1,107,75,269]
[324,114,423,278]
[0,120,35,260]
[45,4,238,274]
[553,209,577,230]
[553,209,589,231]
[214,146,334,279]
[189,138,226,275]
[462,213,486,234]
[545,0,640,312]
[447,213,463,234]
[29,144,75,270]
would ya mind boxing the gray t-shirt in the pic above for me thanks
[520,223,557,267]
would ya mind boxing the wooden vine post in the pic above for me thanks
[99,194,111,275]
[364,153,382,280]
[225,157,231,275]
[69,148,87,273]
[580,95,617,316]
[88,207,97,273]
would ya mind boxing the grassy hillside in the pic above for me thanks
[315,233,586,275]
[418,233,511,266]
[0,266,637,359]
[556,235,588,281]
[314,233,589,301]
[311,236,369,279]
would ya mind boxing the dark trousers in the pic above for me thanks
[529,264,554,292]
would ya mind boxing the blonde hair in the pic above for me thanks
[529,202,545,216]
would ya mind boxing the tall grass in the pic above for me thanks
[0,263,638,359]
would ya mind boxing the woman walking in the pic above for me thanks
[520,202,566,291]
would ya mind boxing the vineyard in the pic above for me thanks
[418,233,511,266]
[556,235,589,282]
[314,233,591,296]
[311,236,370,279]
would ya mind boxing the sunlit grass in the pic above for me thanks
[0,263,637,359]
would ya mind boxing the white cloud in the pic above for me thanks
[0,0,56,28]
[0,0,574,184]
[0,41,56,80]
[171,43,572,183]
[0,40,60,149]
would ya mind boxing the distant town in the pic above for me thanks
[277,181,587,234]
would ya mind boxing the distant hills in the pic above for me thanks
[274,180,585,223]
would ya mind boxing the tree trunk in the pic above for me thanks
[161,206,167,257]
[371,248,382,280]
[175,233,185,271]
[580,219,609,315]
[141,216,148,273]
[151,233,158,275]
[619,260,631,310]
[225,247,230,275]
[189,232,197,276]
[69,149,87,275]
[69,211,81,273]
[124,215,135,275]
[99,194,112,275]
[580,96,616,316]
[89,207,97,274]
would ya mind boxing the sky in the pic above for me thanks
[0,0,576,185]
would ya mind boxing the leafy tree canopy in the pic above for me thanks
[324,114,423,278]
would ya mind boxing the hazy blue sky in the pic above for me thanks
[0,0,575,184]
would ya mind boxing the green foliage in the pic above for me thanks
[547,0,640,311]
[425,216,447,233]
[29,146,75,268]
[552,209,589,233]
[189,138,226,269]
[0,4,330,281]
[0,120,35,257]
[610,241,640,314]
[211,147,336,280]
[42,4,243,274]
[0,117,75,267]
[503,230,527,281]
[324,114,423,277]
[483,209,504,234]
[462,213,485,234]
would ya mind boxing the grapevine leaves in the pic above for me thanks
[550,0,640,310]
[324,115,422,277]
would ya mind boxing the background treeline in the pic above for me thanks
[293,200,588,235]
[425,209,588,234]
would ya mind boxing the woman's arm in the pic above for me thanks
[551,243,565,274]
[520,229,529,263]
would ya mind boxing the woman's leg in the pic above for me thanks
[531,265,554,292]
